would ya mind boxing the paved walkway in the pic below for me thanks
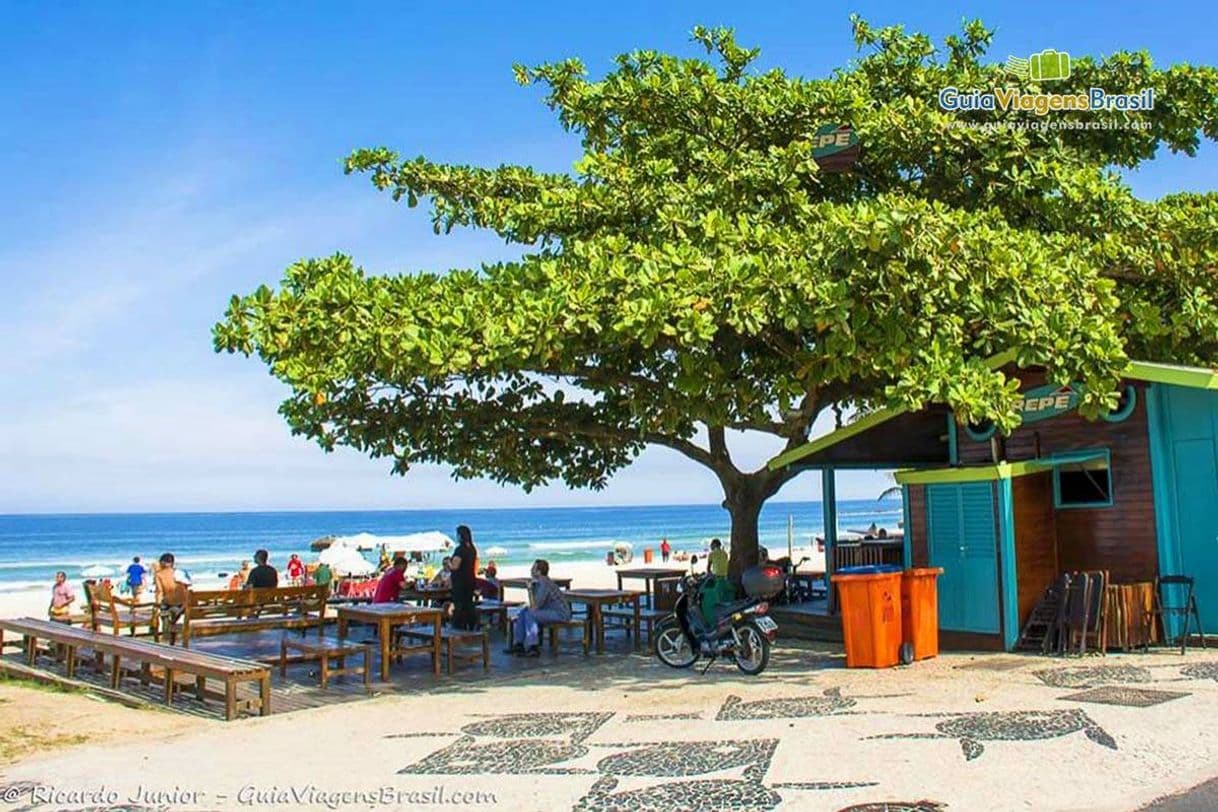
[3,643,1218,811]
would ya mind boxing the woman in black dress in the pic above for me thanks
[448,525,478,630]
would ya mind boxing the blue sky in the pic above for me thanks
[2,1,1216,513]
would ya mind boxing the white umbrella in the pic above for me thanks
[81,564,115,578]
[329,531,454,553]
[320,547,376,577]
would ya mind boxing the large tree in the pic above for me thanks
[215,19,1218,578]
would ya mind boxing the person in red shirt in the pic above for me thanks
[286,554,305,585]
[660,538,672,563]
[373,557,408,603]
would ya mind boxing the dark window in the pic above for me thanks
[1055,453,1112,508]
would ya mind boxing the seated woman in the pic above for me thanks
[508,559,570,657]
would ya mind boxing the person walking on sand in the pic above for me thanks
[660,538,672,563]
[125,556,146,601]
[245,549,278,589]
[448,525,478,630]
[286,553,305,586]
[48,571,75,622]
[508,559,571,657]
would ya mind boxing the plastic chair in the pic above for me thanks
[1145,575,1206,655]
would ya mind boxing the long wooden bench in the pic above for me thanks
[0,617,271,720]
[179,586,328,648]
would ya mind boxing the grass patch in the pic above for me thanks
[0,727,91,763]
[0,672,74,694]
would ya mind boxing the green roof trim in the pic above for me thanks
[894,450,1108,485]
[894,460,1052,485]
[767,353,1218,472]
[766,349,1018,472]
[1124,361,1218,390]
[767,405,905,470]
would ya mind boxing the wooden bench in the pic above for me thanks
[602,606,668,650]
[280,635,371,690]
[475,599,523,636]
[180,586,328,647]
[507,613,590,656]
[0,617,271,720]
[396,625,489,674]
[85,581,159,641]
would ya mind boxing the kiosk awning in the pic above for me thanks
[892,450,1110,485]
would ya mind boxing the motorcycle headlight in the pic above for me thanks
[676,582,684,594]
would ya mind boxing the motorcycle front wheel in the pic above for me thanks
[733,621,772,675]
[654,618,700,669]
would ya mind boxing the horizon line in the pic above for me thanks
[0,495,903,519]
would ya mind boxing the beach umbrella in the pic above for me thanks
[319,546,376,576]
[329,532,381,550]
[80,564,115,578]
[330,530,454,554]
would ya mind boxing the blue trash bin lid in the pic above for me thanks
[835,565,903,575]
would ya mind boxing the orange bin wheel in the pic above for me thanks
[901,567,944,661]
[643,548,654,564]
[830,569,903,668]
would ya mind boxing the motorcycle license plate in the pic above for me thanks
[755,616,778,633]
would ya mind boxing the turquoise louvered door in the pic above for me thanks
[926,483,1000,634]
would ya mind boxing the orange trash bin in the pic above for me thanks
[901,567,944,661]
[831,567,904,668]
[643,548,654,564]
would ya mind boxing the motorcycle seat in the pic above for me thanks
[714,598,759,617]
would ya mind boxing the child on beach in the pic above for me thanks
[125,556,146,601]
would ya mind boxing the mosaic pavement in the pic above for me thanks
[835,803,948,812]
[1059,686,1191,708]
[1180,662,1218,683]
[866,709,1117,761]
[714,687,903,721]
[395,709,881,808]
[1033,664,1154,689]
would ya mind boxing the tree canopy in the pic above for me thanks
[215,18,1218,572]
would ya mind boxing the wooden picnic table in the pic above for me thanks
[615,567,687,608]
[565,589,643,655]
[335,604,444,681]
[401,584,451,603]
[496,576,573,601]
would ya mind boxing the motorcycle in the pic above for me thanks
[654,569,779,675]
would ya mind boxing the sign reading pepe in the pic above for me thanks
[1019,383,1081,423]
[812,124,860,172]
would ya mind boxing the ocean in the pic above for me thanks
[0,499,901,594]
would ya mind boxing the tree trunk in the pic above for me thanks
[723,479,768,583]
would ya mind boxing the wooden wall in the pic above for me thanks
[956,371,1160,584]
[1012,472,1057,625]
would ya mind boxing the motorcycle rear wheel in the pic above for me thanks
[733,621,771,675]
[655,618,700,669]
